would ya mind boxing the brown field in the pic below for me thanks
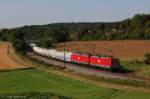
[57,40,150,61]
[0,43,25,70]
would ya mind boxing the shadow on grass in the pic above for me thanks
[0,92,71,99]
[0,67,36,73]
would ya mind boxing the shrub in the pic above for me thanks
[144,53,150,64]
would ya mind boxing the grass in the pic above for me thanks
[19,55,150,87]
[0,68,150,99]
[76,73,149,88]
[18,53,150,89]
[121,60,150,78]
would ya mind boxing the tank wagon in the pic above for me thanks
[30,43,120,70]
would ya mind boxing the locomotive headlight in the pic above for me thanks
[78,57,80,60]
[98,60,101,63]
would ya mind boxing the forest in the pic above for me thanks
[0,14,150,53]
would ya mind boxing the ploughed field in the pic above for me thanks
[0,43,25,70]
[57,40,150,61]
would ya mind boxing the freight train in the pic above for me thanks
[30,43,120,70]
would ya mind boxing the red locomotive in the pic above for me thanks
[71,52,120,69]
[71,52,91,65]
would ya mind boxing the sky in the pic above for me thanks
[0,0,150,28]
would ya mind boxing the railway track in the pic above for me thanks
[7,44,150,93]
[27,52,149,82]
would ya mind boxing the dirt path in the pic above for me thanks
[0,43,25,70]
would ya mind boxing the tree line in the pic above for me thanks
[0,14,150,53]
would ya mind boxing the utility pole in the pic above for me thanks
[92,44,96,55]
[108,48,113,57]
[63,43,66,68]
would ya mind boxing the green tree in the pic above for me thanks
[145,28,150,39]
[144,53,150,64]
[40,38,55,48]
[10,30,28,54]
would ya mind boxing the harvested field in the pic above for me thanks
[57,40,150,61]
[0,43,25,70]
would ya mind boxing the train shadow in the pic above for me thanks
[111,65,134,74]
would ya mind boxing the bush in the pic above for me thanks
[144,53,150,64]
[12,40,27,54]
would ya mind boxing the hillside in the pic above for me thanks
[0,14,150,54]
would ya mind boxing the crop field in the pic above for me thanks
[0,68,150,99]
[57,40,150,78]
[57,40,150,61]
[0,43,25,70]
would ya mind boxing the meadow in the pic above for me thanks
[0,68,149,99]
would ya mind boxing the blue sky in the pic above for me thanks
[0,0,150,28]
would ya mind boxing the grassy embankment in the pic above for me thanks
[121,60,150,78]
[19,54,150,88]
[0,68,150,99]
